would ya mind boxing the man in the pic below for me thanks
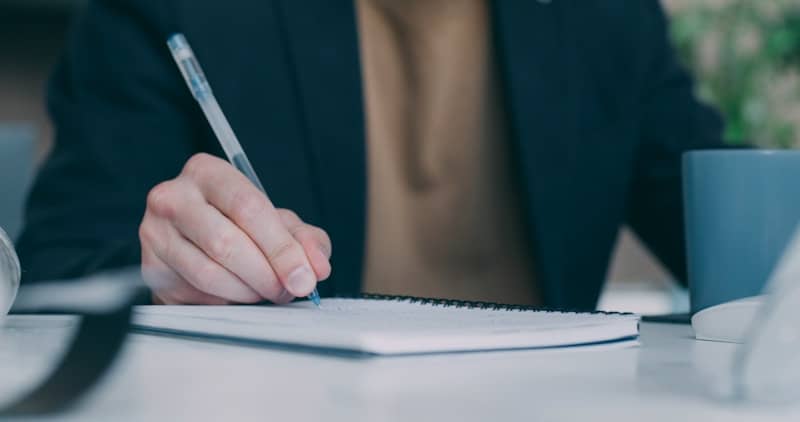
[18,0,724,309]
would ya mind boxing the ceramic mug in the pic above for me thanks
[683,150,800,313]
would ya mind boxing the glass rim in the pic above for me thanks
[0,226,21,315]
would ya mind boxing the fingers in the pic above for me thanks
[277,209,332,281]
[140,213,262,303]
[161,180,290,302]
[182,154,319,297]
[140,153,334,305]
[141,247,231,306]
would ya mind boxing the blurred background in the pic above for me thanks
[1,0,799,313]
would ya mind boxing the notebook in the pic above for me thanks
[132,295,640,356]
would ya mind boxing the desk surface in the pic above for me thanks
[1,316,798,421]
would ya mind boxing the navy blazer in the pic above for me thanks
[18,0,724,309]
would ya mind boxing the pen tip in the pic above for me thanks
[309,289,321,308]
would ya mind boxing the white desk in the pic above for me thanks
[1,316,799,421]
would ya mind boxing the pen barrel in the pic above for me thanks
[167,34,212,100]
[231,152,267,193]
[192,98,266,194]
[196,97,237,151]
[166,33,320,304]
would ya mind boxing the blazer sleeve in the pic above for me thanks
[16,0,200,282]
[625,0,726,285]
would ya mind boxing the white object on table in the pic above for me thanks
[0,227,20,318]
[691,295,764,343]
[734,225,800,403]
[689,224,800,403]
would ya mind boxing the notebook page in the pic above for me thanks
[133,298,639,354]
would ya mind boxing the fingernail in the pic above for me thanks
[311,248,332,281]
[318,242,332,259]
[286,266,316,295]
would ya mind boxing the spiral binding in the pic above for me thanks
[333,293,633,316]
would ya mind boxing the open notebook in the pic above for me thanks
[133,295,640,356]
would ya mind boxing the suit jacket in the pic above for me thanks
[17,0,724,309]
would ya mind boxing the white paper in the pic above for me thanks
[134,298,640,355]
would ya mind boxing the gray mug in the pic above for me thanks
[683,150,800,313]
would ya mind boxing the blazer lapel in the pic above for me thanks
[492,0,578,307]
[276,0,366,296]
[276,0,581,304]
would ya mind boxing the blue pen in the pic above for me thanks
[167,34,321,307]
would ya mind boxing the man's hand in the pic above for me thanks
[139,153,332,305]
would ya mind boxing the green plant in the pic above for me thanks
[670,0,800,148]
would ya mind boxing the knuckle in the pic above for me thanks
[231,189,268,224]
[207,229,237,265]
[294,225,331,252]
[266,239,300,266]
[314,227,331,243]
[317,260,332,280]
[182,153,215,178]
[287,223,308,238]
[278,208,300,223]
[146,181,177,218]
[138,220,153,246]
[319,230,332,249]
[318,228,332,252]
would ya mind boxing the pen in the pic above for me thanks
[166,33,321,307]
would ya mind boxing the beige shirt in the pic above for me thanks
[358,0,539,305]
